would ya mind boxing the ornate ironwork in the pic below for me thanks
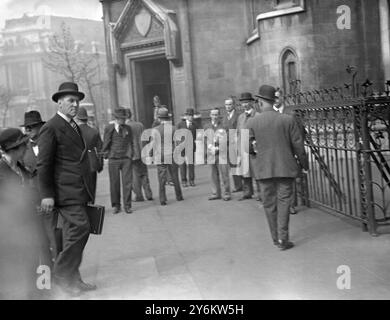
[285,76,390,236]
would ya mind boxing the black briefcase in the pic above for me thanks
[86,204,105,235]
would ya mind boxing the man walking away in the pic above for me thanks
[245,85,308,251]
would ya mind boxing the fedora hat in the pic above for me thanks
[52,82,85,103]
[113,108,128,119]
[0,128,29,152]
[20,110,45,127]
[184,108,195,116]
[255,85,276,103]
[157,106,171,119]
[76,107,89,121]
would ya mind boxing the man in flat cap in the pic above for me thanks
[37,82,96,296]
[245,85,308,251]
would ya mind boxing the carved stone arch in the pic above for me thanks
[279,47,300,95]
[108,0,181,74]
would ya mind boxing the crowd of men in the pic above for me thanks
[0,81,308,299]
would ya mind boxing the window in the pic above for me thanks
[281,49,299,94]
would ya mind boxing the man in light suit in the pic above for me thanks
[102,108,134,214]
[222,97,242,193]
[38,82,96,295]
[245,85,308,251]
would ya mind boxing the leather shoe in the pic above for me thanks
[290,207,297,215]
[208,195,221,201]
[232,188,242,193]
[112,206,121,214]
[223,196,231,201]
[182,182,188,188]
[238,196,252,201]
[147,197,153,201]
[177,196,184,201]
[189,181,195,187]
[134,198,144,202]
[160,201,167,206]
[278,240,294,251]
[125,207,133,214]
[74,280,97,292]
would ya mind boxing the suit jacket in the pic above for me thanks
[222,109,239,130]
[37,114,92,206]
[127,120,145,160]
[177,119,198,155]
[102,123,134,159]
[245,110,308,180]
[236,111,259,178]
[151,122,176,163]
[79,123,103,172]
[203,120,228,161]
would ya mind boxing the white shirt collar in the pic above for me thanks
[57,111,72,123]
[228,110,235,119]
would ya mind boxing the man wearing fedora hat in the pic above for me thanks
[177,108,199,187]
[150,106,183,205]
[236,92,262,201]
[245,85,308,251]
[20,111,61,269]
[37,82,96,295]
[76,107,103,203]
[102,108,134,214]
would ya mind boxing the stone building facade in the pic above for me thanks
[0,14,108,128]
[100,0,388,127]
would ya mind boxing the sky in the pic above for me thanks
[0,0,103,29]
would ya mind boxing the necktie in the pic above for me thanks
[70,119,82,138]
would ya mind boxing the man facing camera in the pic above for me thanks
[37,82,96,296]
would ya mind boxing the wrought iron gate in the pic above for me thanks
[285,86,390,236]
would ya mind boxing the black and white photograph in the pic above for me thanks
[0,0,389,302]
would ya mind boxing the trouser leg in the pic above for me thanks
[121,158,132,208]
[108,159,121,207]
[180,162,187,183]
[210,164,221,197]
[188,162,195,183]
[140,163,153,200]
[260,179,278,242]
[132,160,144,201]
[242,177,254,197]
[219,163,231,197]
[277,178,294,242]
[157,165,167,203]
[232,174,242,191]
[53,205,90,285]
[169,163,183,200]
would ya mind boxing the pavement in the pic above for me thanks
[78,164,390,300]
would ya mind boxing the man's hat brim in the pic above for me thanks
[3,135,29,151]
[52,91,85,103]
[239,98,255,102]
[255,94,275,102]
[20,120,45,127]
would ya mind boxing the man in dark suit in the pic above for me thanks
[102,108,134,214]
[177,108,198,187]
[150,107,183,205]
[21,111,60,269]
[125,108,153,202]
[222,97,242,193]
[37,82,96,295]
[205,108,231,201]
[75,107,103,203]
[245,85,308,251]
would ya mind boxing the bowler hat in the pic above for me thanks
[0,128,29,152]
[157,106,171,119]
[52,82,85,103]
[76,107,89,121]
[113,108,128,119]
[239,92,255,102]
[20,110,45,127]
[184,108,195,116]
[255,85,276,103]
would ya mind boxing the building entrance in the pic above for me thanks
[134,57,172,128]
